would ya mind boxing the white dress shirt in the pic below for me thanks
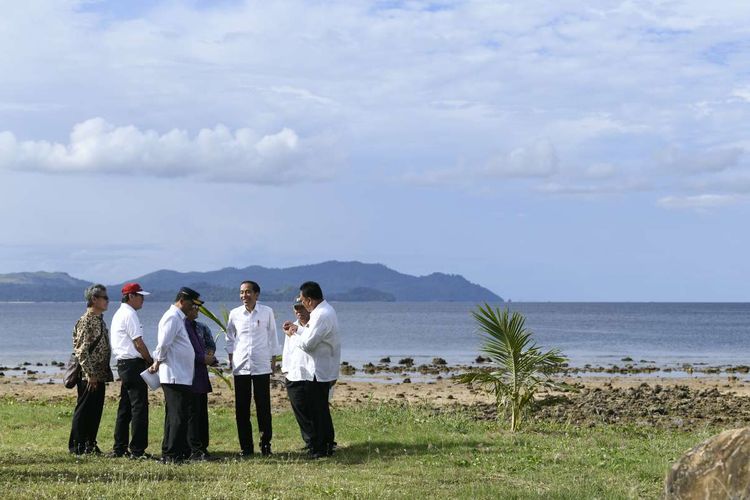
[226,303,280,376]
[295,300,341,383]
[153,304,195,385]
[281,319,314,381]
[110,303,145,360]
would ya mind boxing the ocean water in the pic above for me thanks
[0,301,749,369]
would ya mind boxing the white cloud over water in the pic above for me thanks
[657,194,741,210]
[0,118,340,184]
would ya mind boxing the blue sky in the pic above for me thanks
[1,0,749,301]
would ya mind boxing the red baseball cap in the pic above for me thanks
[121,283,151,296]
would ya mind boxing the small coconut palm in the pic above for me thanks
[198,304,234,389]
[458,304,566,432]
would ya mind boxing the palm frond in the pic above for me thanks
[209,366,233,389]
[457,303,568,431]
[199,305,227,334]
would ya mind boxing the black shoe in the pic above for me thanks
[160,456,183,465]
[130,452,155,460]
[188,452,209,462]
[106,450,130,458]
[238,449,254,459]
[84,445,102,455]
[261,444,272,457]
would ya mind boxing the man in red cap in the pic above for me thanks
[109,282,154,459]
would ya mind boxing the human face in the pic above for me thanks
[92,293,109,313]
[294,306,310,324]
[298,293,314,312]
[129,293,145,311]
[240,283,259,309]
[177,297,196,314]
[186,303,199,320]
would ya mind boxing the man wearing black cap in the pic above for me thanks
[148,287,203,463]
[110,283,154,459]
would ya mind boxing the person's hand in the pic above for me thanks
[86,377,99,391]
[282,320,293,330]
[204,354,217,366]
[284,323,298,337]
[148,361,160,374]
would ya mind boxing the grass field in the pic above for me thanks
[0,394,712,499]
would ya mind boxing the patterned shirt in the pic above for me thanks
[73,310,114,382]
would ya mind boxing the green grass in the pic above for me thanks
[0,395,713,499]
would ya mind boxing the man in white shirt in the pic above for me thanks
[226,280,280,457]
[281,298,314,450]
[148,287,203,464]
[283,281,341,458]
[110,283,154,459]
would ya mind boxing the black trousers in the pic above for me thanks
[68,379,106,454]
[285,378,313,447]
[161,383,191,459]
[234,374,272,453]
[187,392,209,454]
[307,379,335,455]
[113,358,149,455]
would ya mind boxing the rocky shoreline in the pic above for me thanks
[3,356,750,433]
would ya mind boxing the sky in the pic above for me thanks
[1,0,749,301]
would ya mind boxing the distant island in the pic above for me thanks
[0,261,502,303]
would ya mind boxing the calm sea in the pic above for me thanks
[0,302,748,369]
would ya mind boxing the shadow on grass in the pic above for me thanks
[0,438,486,479]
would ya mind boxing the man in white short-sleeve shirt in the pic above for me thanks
[226,280,280,457]
[110,282,154,458]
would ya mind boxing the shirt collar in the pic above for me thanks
[120,302,136,313]
[170,304,187,319]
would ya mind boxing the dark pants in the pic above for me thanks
[307,379,335,455]
[285,378,313,447]
[187,392,209,454]
[234,373,272,453]
[161,383,190,459]
[68,379,106,454]
[113,358,149,455]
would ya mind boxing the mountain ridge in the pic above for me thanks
[0,261,502,302]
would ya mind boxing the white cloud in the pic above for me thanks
[0,118,341,184]
[535,178,651,195]
[583,163,617,179]
[483,139,558,178]
[732,87,750,102]
[657,193,741,210]
[659,147,744,174]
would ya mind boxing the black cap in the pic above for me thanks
[179,286,204,305]
[293,297,305,309]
